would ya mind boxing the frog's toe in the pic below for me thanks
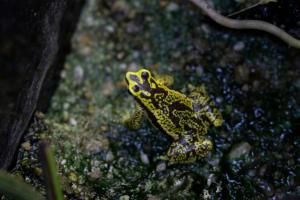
[195,139,213,158]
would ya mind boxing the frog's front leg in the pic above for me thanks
[123,104,145,130]
[155,73,174,87]
[163,134,213,163]
[189,85,223,127]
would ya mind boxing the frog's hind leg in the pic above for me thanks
[189,85,223,127]
[165,134,213,163]
[123,104,145,130]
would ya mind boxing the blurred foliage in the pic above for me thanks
[0,171,44,200]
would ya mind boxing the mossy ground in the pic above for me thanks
[12,0,299,199]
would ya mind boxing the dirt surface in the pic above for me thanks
[13,0,299,199]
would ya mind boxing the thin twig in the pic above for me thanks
[228,0,278,17]
[190,0,300,49]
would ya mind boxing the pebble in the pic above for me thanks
[147,195,160,200]
[112,0,130,16]
[140,151,150,165]
[228,142,252,160]
[105,151,115,162]
[61,159,67,165]
[21,141,31,151]
[207,174,216,186]
[166,2,179,12]
[241,84,249,92]
[233,41,245,51]
[259,164,267,177]
[235,65,249,83]
[257,179,274,197]
[68,172,78,182]
[101,80,115,97]
[156,162,166,172]
[196,65,204,76]
[69,117,77,126]
[201,24,211,34]
[85,135,110,154]
[119,195,130,200]
[203,189,211,200]
[89,167,102,180]
[126,22,140,34]
[105,25,115,33]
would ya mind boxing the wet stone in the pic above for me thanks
[119,195,130,200]
[235,65,250,83]
[228,142,252,160]
[21,141,31,151]
[73,65,84,86]
[233,41,245,51]
[105,150,115,162]
[140,151,150,165]
[156,162,167,172]
[89,167,102,180]
[166,2,179,12]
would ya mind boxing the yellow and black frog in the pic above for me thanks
[124,68,222,163]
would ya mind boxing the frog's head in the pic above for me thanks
[125,69,157,98]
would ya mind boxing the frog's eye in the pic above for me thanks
[132,85,139,92]
[141,71,149,79]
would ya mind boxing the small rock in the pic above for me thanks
[252,80,260,91]
[105,151,115,162]
[140,151,150,165]
[89,167,102,180]
[201,24,211,34]
[78,33,92,46]
[259,164,267,177]
[105,25,115,33]
[207,174,216,186]
[61,159,67,165]
[147,194,160,200]
[60,70,66,79]
[112,0,130,17]
[68,172,77,182]
[119,195,130,200]
[241,84,249,92]
[126,22,140,34]
[85,135,110,154]
[235,65,249,83]
[196,65,204,76]
[119,63,127,70]
[233,41,245,51]
[248,169,256,177]
[69,117,77,126]
[79,46,91,56]
[34,167,42,176]
[215,97,223,104]
[117,52,125,60]
[203,189,211,200]
[21,141,31,151]
[156,162,167,172]
[257,180,274,197]
[128,62,138,71]
[101,80,115,97]
[228,142,252,160]
[166,2,179,12]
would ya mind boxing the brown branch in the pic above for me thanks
[190,0,300,49]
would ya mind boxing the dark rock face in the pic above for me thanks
[0,0,84,169]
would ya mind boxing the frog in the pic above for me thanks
[124,68,223,163]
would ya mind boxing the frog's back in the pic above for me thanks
[143,86,209,139]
